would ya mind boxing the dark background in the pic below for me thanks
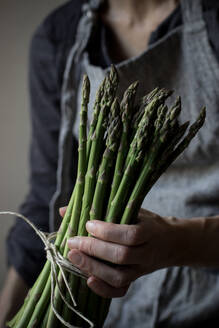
[0,0,66,288]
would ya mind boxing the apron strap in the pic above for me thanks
[50,1,102,231]
[180,0,203,24]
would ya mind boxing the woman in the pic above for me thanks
[1,0,219,327]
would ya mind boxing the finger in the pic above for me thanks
[86,220,146,246]
[59,206,67,218]
[68,249,136,288]
[87,276,130,298]
[68,236,142,265]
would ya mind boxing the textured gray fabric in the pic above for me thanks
[52,0,219,326]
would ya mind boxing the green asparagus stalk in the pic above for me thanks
[61,75,91,324]
[78,69,118,237]
[27,275,51,327]
[120,107,206,225]
[70,70,119,328]
[106,81,138,215]
[41,306,51,328]
[129,121,190,222]
[120,97,179,225]
[10,261,51,328]
[7,189,77,328]
[86,77,106,160]
[106,98,155,223]
[77,104,122,327]
[46,75,90,327]
[76,95,120,327]
[167,107,206,163]
[131,87,173,138]
[124,96,162,170]
[90,102,121,221]
[131,87,159,131]
[84,100,121,328]
[99,91,173,324]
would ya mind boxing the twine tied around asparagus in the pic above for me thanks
[0,211,94,328]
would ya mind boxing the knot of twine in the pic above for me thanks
[0,211,94,328]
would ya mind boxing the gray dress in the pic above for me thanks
[50,0,219,326]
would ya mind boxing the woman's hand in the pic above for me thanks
[60,206,219,298]
[60,207,186,298]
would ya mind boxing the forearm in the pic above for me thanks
[0,267,29,327]
[169,215,219,268]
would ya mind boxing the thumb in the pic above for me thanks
[59,206,67,218]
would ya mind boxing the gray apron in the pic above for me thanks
[50,0,219,326]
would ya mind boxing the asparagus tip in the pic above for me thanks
[109,64,119,85]
[82,74,90,104]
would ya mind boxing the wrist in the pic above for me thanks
[167,215,219,268]
[164,216,206,268]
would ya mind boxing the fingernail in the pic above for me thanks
[59,207,66,216]
[87,276,96,286]
[86,221,96,233]
[68,237,80,248]
[68,251,81,265]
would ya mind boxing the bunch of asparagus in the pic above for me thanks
[8,66,206,328]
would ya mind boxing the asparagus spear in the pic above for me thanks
[131,87,173,138]
[46,75,90,327]
[60,75,91,324]
[130,121,190,222]
[9,140,79,327]
[106,81,138,215]
[70,69,118,328]
[27,275,51,327]
[86,64,118,159]
[106,99,154,223]
[86,77,106,160]
[8,189,77,328]
[60,69,118,327]
[167,107,206,163]
[78,68,118,237]
[41,306,51,328]
[98,92,166,325]
[120,107,206,225]
[90,101,121,221]
[10,262,51,328]
[124,96,162,170]
[77,102,121,327]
